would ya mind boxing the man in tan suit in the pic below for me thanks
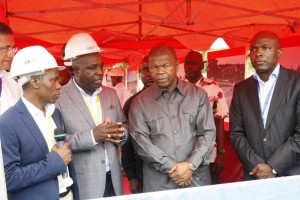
[56,33,127,199]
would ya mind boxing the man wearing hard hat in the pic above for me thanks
[107,67,132,107]
[56,33,127,199]
[0,46,79,200]
[107,68,124,87]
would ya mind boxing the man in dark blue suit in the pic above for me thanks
[0,46,79,200]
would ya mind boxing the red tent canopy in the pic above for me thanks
[1,0,300,68]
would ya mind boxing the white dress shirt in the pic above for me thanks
[73,78,111,172]
[253,64,280,128]
[0,70,22,115]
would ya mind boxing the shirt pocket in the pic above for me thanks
[106,104,118,120]
[182,105,197,131]
[145,113,164,136]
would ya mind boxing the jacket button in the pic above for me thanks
[263,138,267,142]
[101,160,105,164]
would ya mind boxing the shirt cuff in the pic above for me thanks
[91,129,98,145]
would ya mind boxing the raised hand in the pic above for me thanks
[93,117,125,144]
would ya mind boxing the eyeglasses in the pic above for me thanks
[0,46,18,54]
[149,63,173,72]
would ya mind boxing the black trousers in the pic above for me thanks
[103,171,116,197]
[209,162,221,184]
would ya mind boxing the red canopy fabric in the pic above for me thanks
[1,0,300,69]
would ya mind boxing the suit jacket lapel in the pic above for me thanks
[16,100,49,154]
[52,108,63,129]
[265,67,289,131]
[65,80,96,127]
[99,88,108,121]
[246,77,265,131]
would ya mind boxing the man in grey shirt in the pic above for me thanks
[129,44,216,192]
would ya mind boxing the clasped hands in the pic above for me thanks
[249,163,276,179]
[93,117,125,144]
[168,162,193,187]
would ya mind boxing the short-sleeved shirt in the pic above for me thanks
[195,77,229,119]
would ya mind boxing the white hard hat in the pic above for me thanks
[127,71,137,82]
[10,46,65,86]
[64,33,103,60]
[107,68,124,77]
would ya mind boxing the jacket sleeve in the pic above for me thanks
[0,123,66,192]
[230,84,265,172]
[266,80,300,175]
[121,137,138,179]
[55,100,98,151]
[186,91,216,168]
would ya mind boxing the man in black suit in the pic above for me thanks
[230,31,300,180]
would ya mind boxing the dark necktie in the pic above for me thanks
[0,77,2,97]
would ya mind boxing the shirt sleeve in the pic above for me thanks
[214,87,229,119]
[186,89,216,167]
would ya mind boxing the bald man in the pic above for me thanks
[129,44,215,192]
[230,31,300,180]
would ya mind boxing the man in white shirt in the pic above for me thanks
[0,22,22,115]
[0,22,22,200]
[107,68,131,107]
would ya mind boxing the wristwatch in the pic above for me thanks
[217,148,226,155]
[188,163,197,171]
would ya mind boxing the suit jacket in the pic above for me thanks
[56,79,126,199]
[230,66,300,180]
[0,99,79,200]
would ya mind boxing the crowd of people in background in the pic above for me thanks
[1,20,300,200]
[207,59,245,84]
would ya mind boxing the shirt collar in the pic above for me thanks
[22,96,55,118]
[0,70,7,78]
[72,77,102,97]
[176,79,185,96]
[253,64,280,82]
[152,78,184,100]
